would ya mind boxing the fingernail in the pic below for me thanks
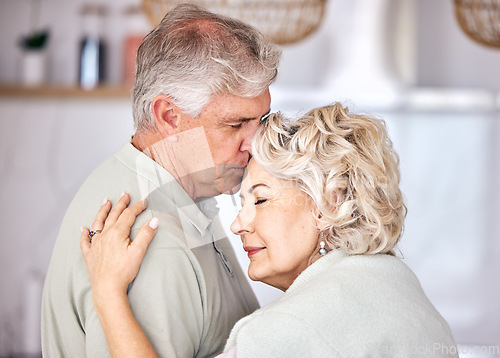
[143,198,149,206]
[120,192,126,198]
[149,217,159,230]
[167,135,178,142]
[80,227,84,233]
[102,197,108,206]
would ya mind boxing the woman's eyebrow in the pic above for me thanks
[239,183,270,199]
[249,183,270,193]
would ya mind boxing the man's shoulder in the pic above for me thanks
[81,141,140,186]
[51,140,179,258]
[66,141,176,219]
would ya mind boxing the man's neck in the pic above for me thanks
[132,129,218,202]
[131,130,162,153]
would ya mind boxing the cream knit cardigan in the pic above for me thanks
[223,250,458,358]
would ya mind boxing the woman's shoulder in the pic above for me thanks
[276,252,448,334]
[287,251,417,295]
[236,253,412,327]
[295,252,425,308]
[335,252,419,283]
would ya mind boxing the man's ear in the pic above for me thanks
[151,95,182,138]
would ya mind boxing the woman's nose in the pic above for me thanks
[230,214,244,235]
[230,206,254,235]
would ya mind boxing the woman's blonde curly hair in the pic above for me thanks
[252,103,407,255]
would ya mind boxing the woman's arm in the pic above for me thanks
[80,193,159,358]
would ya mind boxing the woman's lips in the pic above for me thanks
[243,246,265,258]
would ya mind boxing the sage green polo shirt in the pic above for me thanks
[42,141,259,357]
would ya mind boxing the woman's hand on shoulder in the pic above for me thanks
[80,193,159,307]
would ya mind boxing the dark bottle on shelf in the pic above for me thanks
[78,4,107,90]
[79,37,106,90]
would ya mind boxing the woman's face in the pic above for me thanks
[230,160,320,291]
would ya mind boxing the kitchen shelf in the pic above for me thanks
[0,85,132,99]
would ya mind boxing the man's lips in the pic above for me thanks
[223,163,248,170]
[243,246,266,258]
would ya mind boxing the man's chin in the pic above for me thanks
[218,170,245,195]
[220,181,242,195]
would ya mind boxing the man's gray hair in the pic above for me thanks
[132,3,281,131]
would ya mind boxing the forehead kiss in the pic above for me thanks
[179,90,271,196]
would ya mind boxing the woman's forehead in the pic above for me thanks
[241,161,270,188]
[241,161,297,195]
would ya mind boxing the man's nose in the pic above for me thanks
[240,120,261,154]
[240,136,253,154]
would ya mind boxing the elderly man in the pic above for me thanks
[42,4,281,357]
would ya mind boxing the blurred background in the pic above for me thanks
[1,0,499,357]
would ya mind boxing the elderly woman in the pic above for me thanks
[81,103,457,357]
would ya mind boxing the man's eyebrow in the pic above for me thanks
[227,109,271,124]
[239,183,270,199]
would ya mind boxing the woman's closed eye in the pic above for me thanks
[254,198,267,205]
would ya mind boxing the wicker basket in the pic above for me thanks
[142,0,327,45]
[454,0,500,48]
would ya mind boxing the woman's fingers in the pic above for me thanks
[114,199,148,234]
[130,218,159,265]
[79,216,157,294]
[90,198,112,232]
[84,194,148,251]
[105,193,131,225]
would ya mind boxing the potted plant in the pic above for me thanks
[19,29,49,87]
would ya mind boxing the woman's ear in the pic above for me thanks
[151,95,182,138]
[331,190,339,209]
[313,190,339,229]
[311,204,327,230]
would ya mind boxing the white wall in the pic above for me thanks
[0,98,135,354]
[1,0,500,355]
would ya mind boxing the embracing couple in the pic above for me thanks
[42,4,457,358]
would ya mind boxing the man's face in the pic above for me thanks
[178,89,271,197]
